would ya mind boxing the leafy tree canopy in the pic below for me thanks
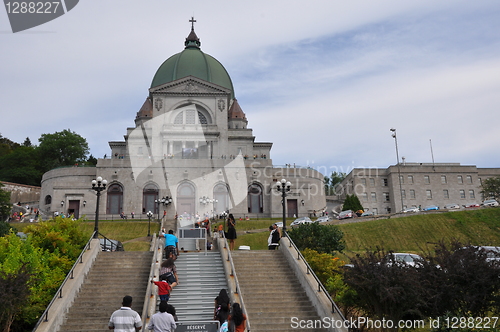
[0,183,11,221]
[481,176,500,201]
[324,171,346,195]
[38,129,89,170]
[342,194,363,212]
[288,222,345,254]
[0,146,42,186]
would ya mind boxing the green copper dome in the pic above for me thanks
[151,24,235,98]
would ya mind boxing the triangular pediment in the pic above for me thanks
[149,76,231,96]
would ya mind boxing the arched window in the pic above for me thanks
[106,184,123,215]
[172,106,211,125]
[143,183,159,214]
[247,183,263,213]
[44,195,52,205]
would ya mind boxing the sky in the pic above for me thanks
[1,0,500,177]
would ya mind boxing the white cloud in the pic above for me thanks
[1,0,499,177]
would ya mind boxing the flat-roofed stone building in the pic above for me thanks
[337,162,500,215]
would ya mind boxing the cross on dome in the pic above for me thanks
[189,17,196,30]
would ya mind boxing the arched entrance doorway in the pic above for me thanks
[176,182,196,218]
[143,183,159,214]
[106,183,123,215]
[247,183,263,213]
[213,183,229,216]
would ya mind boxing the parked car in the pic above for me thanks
[99,238,124,251]
[465,203,480,208]
[361,211,374,217]
[479,246,500,262]
[482,199,499,207]
[384,253,425,267]
[403,207,419,213]
[315,216,331,223]
[290,217,313,226]
[338,210,354,220]
[423,205,439,211]
[274,221,283,228]
[444,203,460,210]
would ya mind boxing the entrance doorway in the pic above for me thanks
[68,200,80,219]
[287,199,298,218]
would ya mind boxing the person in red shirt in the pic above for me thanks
[151,274,172,302]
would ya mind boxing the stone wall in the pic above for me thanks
[1,181,41,206]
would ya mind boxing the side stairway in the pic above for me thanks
[231,250,329,332]
[168,251,228,321]
[58,251,153,332]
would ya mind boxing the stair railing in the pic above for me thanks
[284,230,346,320]
[141,233,162,332]
[221,232,252,332]
[31,231,98,332]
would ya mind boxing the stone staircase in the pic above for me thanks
[231,250,329,332]
[58,251,153,332]
[168,251,228,322]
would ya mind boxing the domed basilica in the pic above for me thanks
[40,19,326,224]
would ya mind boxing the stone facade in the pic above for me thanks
[39,26,326,222]
[337,163,500,214]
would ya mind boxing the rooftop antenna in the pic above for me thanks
[429,139,435,171]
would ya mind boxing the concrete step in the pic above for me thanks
[58,250,152,332]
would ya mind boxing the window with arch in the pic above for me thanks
[173,109,210,125]
[44,195,52,205]
[247,183,263,213]
[143,183,159,214]
[106,183,123,215]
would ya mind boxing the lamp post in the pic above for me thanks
[276,178,291,234]
[155,196,173,221]
[91,176,107,238]
[200,196,218,220]
[146,211,153,236]
[390,128,405,212]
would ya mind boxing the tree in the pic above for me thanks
[0,183,10,222]
[0,263,34,332]
[22,137,32,147]
[481,176,500,201]
[0,147,42,186]
[342,194,363,212]
[37,129,89,170]
[288,222,345,254]
[324,171,346,195]
[0,134,20,158]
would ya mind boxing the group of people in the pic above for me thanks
[214,289,247,332]
[108,295,177,332]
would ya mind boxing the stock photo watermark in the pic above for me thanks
[3,0,79,33]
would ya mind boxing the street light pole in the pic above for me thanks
[146,211,153,236]
[276,179,291,234]
[390,128,405,212]
[91,176,107,238]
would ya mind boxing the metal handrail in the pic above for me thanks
[31,231,97,331]
[221,232,251,332]
[284,230,346,320]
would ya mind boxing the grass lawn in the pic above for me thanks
[11,208,500,253]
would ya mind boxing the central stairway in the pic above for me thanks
[231,250,330,332]
[168,251,228,321]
